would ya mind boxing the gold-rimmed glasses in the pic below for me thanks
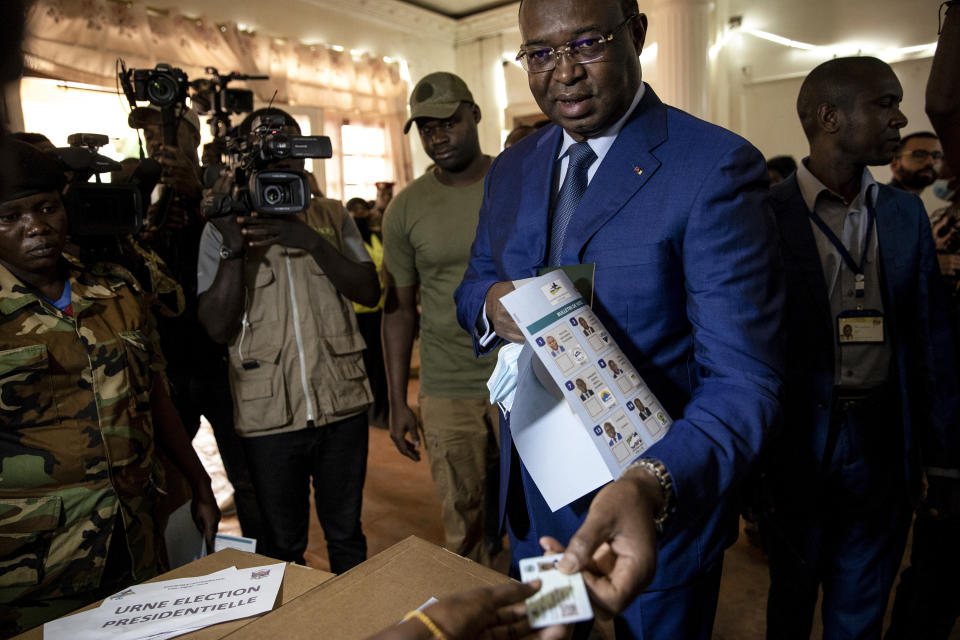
[516,15,636,73]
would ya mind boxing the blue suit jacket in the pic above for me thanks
[770,174,960,488]
[454,86,786,588]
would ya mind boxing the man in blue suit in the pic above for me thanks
[760,57,960,639]
[453,0,785,637]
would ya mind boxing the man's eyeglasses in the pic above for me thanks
[900,149,945,162]
[516,15,636,74]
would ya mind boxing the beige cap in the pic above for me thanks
[128,103,202,135]
[403,71,474,134]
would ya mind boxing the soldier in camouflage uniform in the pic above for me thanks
[0,141,219,635]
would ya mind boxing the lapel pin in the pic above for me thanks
[633,167,643,176]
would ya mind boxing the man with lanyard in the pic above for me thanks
[760,56,960,638]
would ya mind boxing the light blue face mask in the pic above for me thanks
[487,342,523,412]
[934,178,957,202]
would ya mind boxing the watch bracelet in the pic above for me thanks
[627,458,675,527]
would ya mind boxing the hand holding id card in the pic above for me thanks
[519,554,594,628]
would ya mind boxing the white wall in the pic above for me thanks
[141,0,947,190]
[455,0,945,214]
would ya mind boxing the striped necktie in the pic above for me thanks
[548,141,597,266]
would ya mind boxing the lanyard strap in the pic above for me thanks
[808,198,876,276]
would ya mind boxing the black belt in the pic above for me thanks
[822,382,894,474]
[833,383,890,410]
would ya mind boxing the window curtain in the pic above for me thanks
[22,0,413,187]
[322,109,413,202]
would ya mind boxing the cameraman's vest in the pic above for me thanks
[227,197,372,437]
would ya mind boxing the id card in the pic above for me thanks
[519,554,594,628]
[837,310,884,344]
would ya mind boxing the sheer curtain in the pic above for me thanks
[22,0,413,188]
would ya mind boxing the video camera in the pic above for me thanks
[118,61,330,217]
[54,133,158,236]
[190,67,266,140]
[203,113,332,217]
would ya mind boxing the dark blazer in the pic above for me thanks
[454,85,786,588]
[770,173,960,489]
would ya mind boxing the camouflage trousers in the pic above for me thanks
[0,517,158,636]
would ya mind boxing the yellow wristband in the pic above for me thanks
[403,609,448,640]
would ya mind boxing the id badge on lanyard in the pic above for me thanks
[809,200,886,345]
[837,309,885,344]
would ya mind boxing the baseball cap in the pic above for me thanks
[128,103,202,135]
[403,72,475,134]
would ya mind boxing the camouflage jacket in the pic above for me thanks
[125,236,186,320]
[0,258,166,610]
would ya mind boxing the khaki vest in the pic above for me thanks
[228,198,372,436]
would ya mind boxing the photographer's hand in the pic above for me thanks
[145,201,190,232]
[239,212,381,307]
[197,173,247,345]
[238,213,319,251]
[155,145,203,202]
[211,213,246,253]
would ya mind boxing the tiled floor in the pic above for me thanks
[197,415,959,640]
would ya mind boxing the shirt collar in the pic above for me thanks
[0,257,119,317]
[796,159,878,214]
[557,83,646,163]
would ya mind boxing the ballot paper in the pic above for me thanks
[519,554,593,628]
[43,563,285,640]
[214,533,257,554]
[500,270,673,510]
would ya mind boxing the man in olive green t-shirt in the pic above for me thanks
[382,72,499,565]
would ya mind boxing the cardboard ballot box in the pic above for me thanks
[14,548,335,640]
[228,536,513,640]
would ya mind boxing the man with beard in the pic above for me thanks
[885,7,960,637]
[381,72,500,566]
[889,131,943,197]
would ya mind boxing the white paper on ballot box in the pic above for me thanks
[501,271,674,511]
[43,563,285,640]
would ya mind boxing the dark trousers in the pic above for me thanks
[762,388,912,640]
[356,311,388,427]
[242,413,368,573]
[885,513,960,640]
[171,368,263,542]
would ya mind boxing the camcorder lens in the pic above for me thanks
[263,184,285,205]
